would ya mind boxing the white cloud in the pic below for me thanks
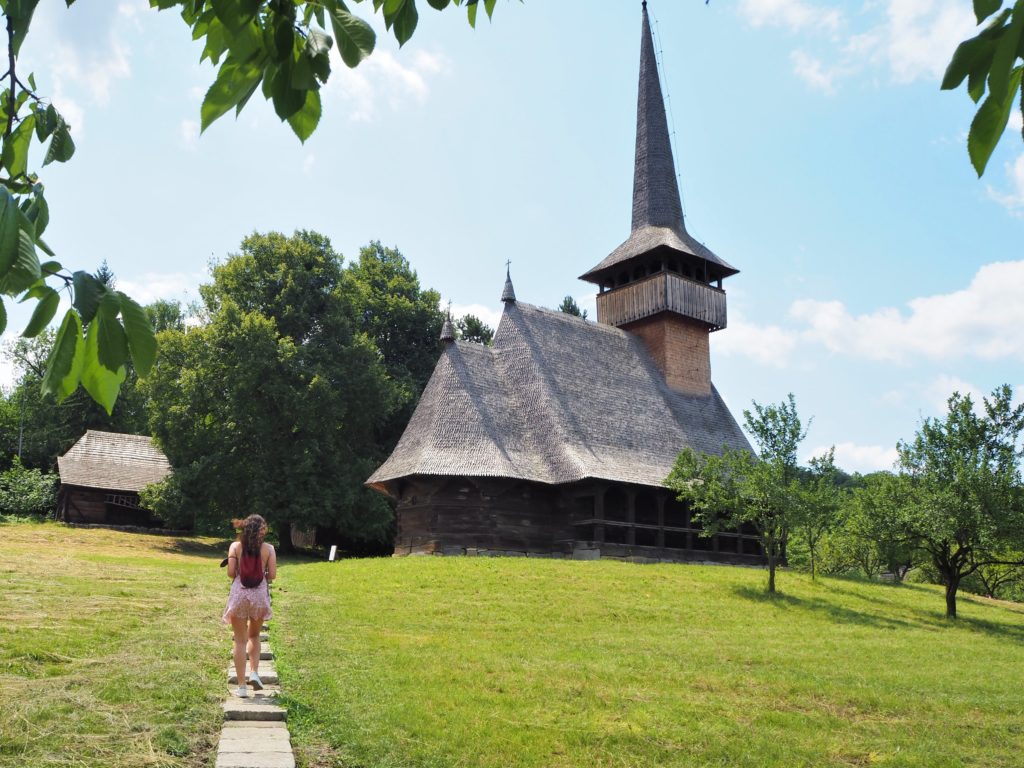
[743,0,976,92]
[180,119,199,150]
[715,314,798,367]
[303,153,316,175]
[790,50,837,94]
[739,0,841,33]
[790,260,1024,362]
[807,441,899,473]
[924,373,984,414]
[988,153,1024,216]
[117,271,203,305]
[445,301,503,332]
[326,49,449,122]
[0,331,20,392]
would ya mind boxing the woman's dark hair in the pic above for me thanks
[232,514,267,555]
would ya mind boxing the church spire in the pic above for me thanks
[501,264,516,303]
[632,1,684,235]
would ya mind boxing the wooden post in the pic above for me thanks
[626,490,636,546]
[656,495,665,548]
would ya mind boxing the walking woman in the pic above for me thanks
[223,514,277,698]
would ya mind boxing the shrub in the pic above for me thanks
[0,456,58,518]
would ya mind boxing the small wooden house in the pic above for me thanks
[56,430,172,526]
[367,4,765,565]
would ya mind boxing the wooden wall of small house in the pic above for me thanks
[393,477,573,555]
[61,489,109,523]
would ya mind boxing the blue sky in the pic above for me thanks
[4,0,1022,474]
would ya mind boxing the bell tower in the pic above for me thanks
[579,1,737,396]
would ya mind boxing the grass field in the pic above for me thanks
[5,521,1024,768]
[274,555,1024,768]
[0,520,232,767]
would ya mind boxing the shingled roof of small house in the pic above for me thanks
[367,301,751,493]
[57,430,171,493]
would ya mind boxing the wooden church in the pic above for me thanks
[367,3,763,564]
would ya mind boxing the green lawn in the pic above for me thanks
[274,556,1024,768]
[0,520,231,767]
[5,522,1024,768]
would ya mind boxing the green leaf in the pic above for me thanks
[0,300,6,336]
[0,226,43,295]
[95,292,129,372]
[426,0,450,9]
[287,90,322,142]
[72,270,104,324]
[34,104,57,141]
[201,58,264,131]
[118,291,158,376]
[3,114,36,178]
[270,65,306,121]
[969,65,1023,175]
[41,309,85,403]
[975,0,1003,23]
[40,259,61,276]
[0,188,19,278]
[81,321,126,415]
[988,1,1024,103]
[942,36,995,91]
[467,1,478,28]
[22,286,59,337]
[43,118,75,166]
[968,66,988,102]
[7,0,41,57]
[330,5,376,68]
[391,0,419,45]
[21,189,49,238]
[484,0,496,20]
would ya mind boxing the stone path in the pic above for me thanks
[217,624,295,768]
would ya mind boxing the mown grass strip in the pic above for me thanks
[274,556,1024,768]
[0,521,231,768]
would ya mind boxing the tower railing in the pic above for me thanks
[596,271,727,330]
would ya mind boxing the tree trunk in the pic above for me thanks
[767,546,777,593]
[809,545,816,581]
[275,519,295,555]
[944,577,959,619]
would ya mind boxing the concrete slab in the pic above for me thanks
[222,697,287,721]
[222,721,289,730]
[228,662,277,684]
[215,753,294,768]
[218,735,292,753]
[227,647,273,660]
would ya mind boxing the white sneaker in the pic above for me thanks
[248,671,264,691]
[235,685,249,698]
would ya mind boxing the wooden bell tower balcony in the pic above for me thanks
[596,270,727,330]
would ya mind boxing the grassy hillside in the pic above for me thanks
[0,521,231,767]
[274,556,1024,768]
[5,522,1024,768]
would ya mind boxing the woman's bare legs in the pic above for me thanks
[230,615,247,689]
[247,614,264,676]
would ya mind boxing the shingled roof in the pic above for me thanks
[579,3,736,284]
[58,430,171,493]
[367,301,751,493]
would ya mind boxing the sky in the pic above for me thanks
[2,0,1022,475]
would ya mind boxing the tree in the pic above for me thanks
[142,231,399,548]
[455,314,494,345]
[558,295,588,320]
[943,2,1024,175]
[792,448,843,580]
[0,0,504,413]
[832,471,917,581]
[145,300,186,334]
[0,455,56,516]
[345,241,445,449]
[895,385,1024,618]
[743,393,808,480]
[2,328,147,469]
[667,447,793,594]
